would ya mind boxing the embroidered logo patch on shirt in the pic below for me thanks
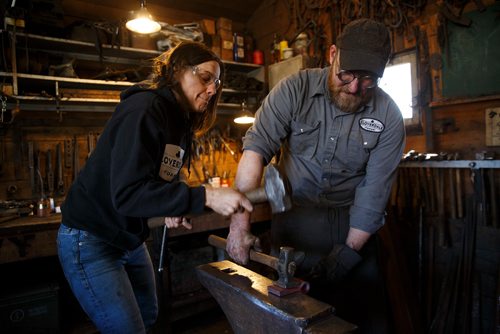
[159,144,184,182]
[359,118,385,133]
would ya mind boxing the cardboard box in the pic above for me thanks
[211,34,221,47]
[199,19,215,35]
[221,39,233,50]
[221,48,233,61]
[218,28,233,41]
[216,17,232,32]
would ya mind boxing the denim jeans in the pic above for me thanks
[57,224,158,334]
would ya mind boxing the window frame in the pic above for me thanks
[383,49,422,132]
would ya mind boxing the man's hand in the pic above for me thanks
[163,217,192,230]
[309,244,362,284]
[226,150,265,264]
[226,221,261,265]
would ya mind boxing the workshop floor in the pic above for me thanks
[171,308,232,334]
[68,307,232,334]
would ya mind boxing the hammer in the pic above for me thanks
[208,234,309,296]
[147,164,292,228]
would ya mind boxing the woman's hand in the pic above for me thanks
[204,186,253,216]
[163,217,192,230]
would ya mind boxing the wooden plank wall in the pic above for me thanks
[2,1,499,201]
[247,0,500,158]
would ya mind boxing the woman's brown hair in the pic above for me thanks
[147,41,224,136]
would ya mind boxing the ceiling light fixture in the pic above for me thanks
[126,0,161,35]
[233,101,255,125]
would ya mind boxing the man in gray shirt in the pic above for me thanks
[227,19,405,332]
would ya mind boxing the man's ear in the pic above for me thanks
[329,45,337,65]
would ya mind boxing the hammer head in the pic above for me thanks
[264,164,292,213]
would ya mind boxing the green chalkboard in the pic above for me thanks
[442,3,500,98]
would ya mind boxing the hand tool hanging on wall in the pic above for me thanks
[217,133,238,162]
[34,148,41,198]
[189,143,203,184]
[13,130,24,181]
[488,168,498,228]
[73,135,79,181]
[436,167,449,248]
[455,167,464,219]
[28,141,35,197]
[447,158,457,220]
[64,139,72,169]
[87,131,95,158]
[56,143,65,196]
[46,149,55,212]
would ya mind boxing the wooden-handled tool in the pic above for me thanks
[208,234,278,270]
[207,234,308,296]
[147,164,292,228]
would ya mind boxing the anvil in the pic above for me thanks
[196,260,357,333]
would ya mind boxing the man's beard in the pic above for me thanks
[328,68,373,113]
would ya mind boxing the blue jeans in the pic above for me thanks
[57,224,158,334]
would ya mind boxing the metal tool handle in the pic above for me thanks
[208,234,278,270]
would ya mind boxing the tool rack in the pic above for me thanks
[390,159,499,332]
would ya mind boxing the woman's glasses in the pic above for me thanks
[192,66,221,90]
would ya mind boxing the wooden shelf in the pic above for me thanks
[2,30,265,113]
[8,31,161,65]
[430,94,500,107]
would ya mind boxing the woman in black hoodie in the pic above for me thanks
[57,41,253,333]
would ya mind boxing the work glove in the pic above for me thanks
[309,244,362,284]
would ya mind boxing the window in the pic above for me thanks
[379,50,420,128]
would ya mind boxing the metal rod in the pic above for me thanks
[400,160,500,169]
[158,225,167,273]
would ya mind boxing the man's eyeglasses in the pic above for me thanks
[336,70,379,89]
[192,66,221,90]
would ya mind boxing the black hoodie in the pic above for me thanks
[61,85,206,250]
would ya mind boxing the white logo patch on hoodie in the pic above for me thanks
[159,144,184,182]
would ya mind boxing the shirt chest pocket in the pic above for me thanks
[347,130,381,169]
[287,120,320,158]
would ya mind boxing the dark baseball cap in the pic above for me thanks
[337,19,391,77]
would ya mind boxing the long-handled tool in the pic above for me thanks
[150,163,293,298]
[208,234,309,296]
[147,164,292,228]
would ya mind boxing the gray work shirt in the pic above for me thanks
[243,67,406,234]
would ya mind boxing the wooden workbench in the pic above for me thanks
[0,203,272,264]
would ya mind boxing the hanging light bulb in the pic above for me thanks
[233,101,255,124]
[126,0,161,34]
